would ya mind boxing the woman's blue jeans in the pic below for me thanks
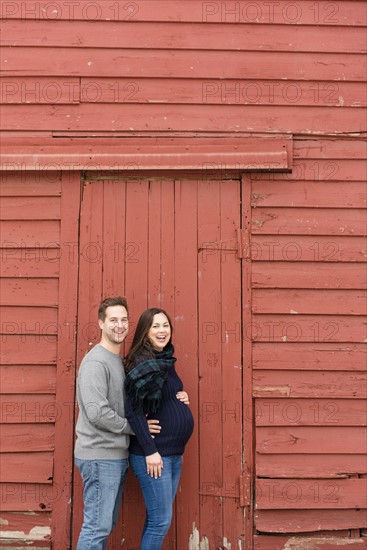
[75,458,129,550]
[129,453,182,550]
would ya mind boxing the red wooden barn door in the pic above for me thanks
[71,176,250,549]
[196,178,245,549]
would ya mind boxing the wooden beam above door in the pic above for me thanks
[0,135,293,173]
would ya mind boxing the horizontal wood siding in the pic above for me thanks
[0,172,79,548]
[0,1,366,137]
[252,137,367,547]
[0,1,365,25]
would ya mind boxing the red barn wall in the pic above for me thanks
[0,1,366,549]
[0,171,80,547]
[251,137,367,548]
[0,1,366,136]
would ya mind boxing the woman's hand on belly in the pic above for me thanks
[176,391,190,405]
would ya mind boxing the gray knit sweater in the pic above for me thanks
[74,344,133,460]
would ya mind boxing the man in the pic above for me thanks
[74,296,160,550]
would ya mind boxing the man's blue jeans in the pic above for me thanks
[129,453,182,550]
[75,458,129,550]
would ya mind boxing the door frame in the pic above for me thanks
[52,172,81,550]
[242,175,255,549]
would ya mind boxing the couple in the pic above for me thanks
[74,296,194,550]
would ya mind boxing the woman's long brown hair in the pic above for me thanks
[124,308,173,372]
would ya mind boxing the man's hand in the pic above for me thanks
[146,452,163,478]
[176,391,190,405]
[147,419,161,436]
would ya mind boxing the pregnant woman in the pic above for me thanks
[125,307,194,550]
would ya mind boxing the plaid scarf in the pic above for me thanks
[125,344,176,415]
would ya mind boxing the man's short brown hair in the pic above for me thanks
[98,296,129,321]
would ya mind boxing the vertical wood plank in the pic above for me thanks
[147,179,162,305]
[102,178,128,369]
[174,178,199,547]
[197,179,223,542]
[76,178,104,363]
[124,179,149,323]
[102,179,127,297]
[220,180,244,547]
[160,180,175,314]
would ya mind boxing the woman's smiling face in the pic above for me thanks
[147,312,171,351]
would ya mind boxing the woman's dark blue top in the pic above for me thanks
[125,362,194,457]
